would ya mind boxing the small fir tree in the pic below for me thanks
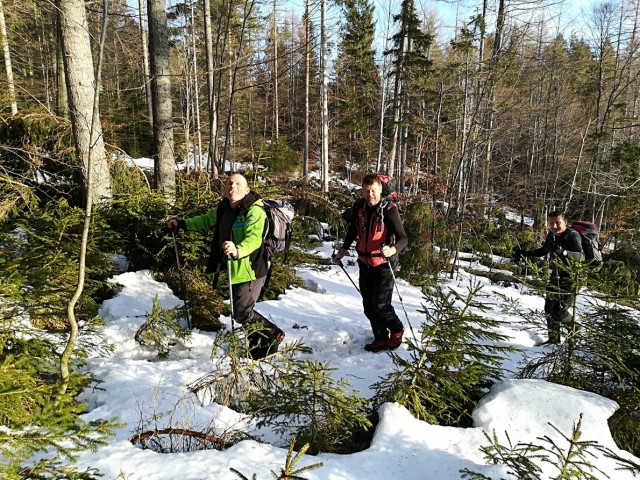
[460,414,639,479]
[230,438,324,479]
[160,266,225,331]
[134,295,192,358]
[397,199,443,286]
[188,326,305,409]
[1,320,117,478]
[244,360,371,454]
[512,256,640,456]
[0,210,118,478]
[372,281,516,426]
[1,198,119,331]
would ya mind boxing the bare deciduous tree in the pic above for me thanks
[57,0,112,205]
[148,0,176,198]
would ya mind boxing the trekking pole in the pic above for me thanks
[332,233,360,294]
[227,256,235,332]
[171,229,192,330]
[386,259,416,338]
[513,240,527,293]
[337,260,360,294]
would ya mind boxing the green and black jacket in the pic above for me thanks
[183,192,268,284]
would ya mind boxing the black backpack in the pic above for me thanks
[571,220,603,269]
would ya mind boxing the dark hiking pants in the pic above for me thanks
[232,276,283,358]
[358,261,403,340]
[544,281,575,343]
[232,276,266,326]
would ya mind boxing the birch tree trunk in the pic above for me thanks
[303,0,310,183]
[272,0,279,140]
[0,0,18,115]
[148,0,176,198]
[57,0,112,205]
[320,0,329,193]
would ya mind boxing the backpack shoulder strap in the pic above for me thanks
[351,198,366,224]
[565,227,584,253]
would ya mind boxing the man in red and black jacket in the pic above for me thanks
[332,174,408,352]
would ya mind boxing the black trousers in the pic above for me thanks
[358,260,403,340]
[232,276,266,326]
[232,277,283,359]
[544,280,575,343]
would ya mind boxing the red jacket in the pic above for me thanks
[343,197,408,267]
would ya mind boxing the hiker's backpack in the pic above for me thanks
[378,174,402,216]
[259,199,294,300]
[571,220,604,269]
[261,199,295,263]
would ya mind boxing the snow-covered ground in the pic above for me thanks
[71,244,639,479]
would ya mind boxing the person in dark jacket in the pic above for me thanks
[332,174,409,352]
[514,210,583,344]
[166,173,284,359]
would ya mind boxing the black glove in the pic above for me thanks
[513,247,524,262]
[166,217,186,231]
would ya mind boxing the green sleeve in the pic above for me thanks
[185,208,218,231]
[236,205,267,259]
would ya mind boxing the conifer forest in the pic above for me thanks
[3,0,640,478]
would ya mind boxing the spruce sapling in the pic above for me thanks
[372,280,516,426]
[244,360,371,454]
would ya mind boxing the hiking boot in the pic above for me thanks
[364,337,389,353]
[247,327,285,360]
[263,330,285,357]
[387,329,404,350]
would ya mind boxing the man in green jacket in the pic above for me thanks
[167,173,284,359]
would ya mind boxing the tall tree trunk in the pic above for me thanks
[222,0,256,168]
[388,29,407,177]
[138,0,153,127]
[272,0,279,140]
[57,0,112,205]
[376,0,394,172]
[203,0,219,178]
[0,0,18,115]
[183,43,192,175]
[148,0,176,198]
[55,12,68,118]
[320,0,329,193]
[191,0,203,171]
[480,0,505,205]
[60,0,110,393]
[303,0,310,184]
